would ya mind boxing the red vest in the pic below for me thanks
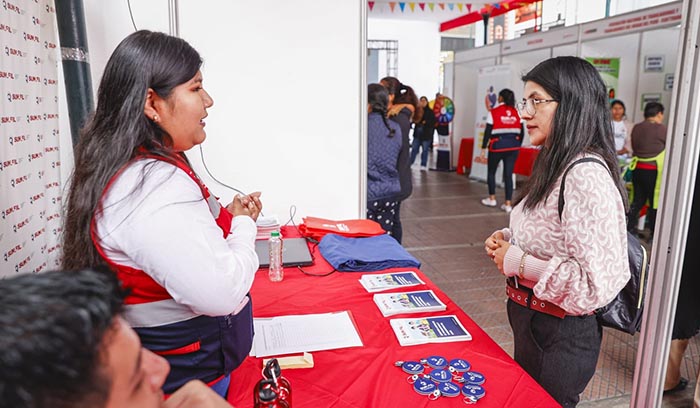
[488,105,522,152]
[90,151,233,305]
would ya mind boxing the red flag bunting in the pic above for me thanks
[466,3,472,12]
[368,1,375,11]
[389,1,396,11]
[419,2,425,10]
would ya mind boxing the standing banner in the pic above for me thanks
[585,57,620,102]
[1,0,62,277]
[470,65,512,182]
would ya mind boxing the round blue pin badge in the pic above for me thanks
[461,384,486,400]
[401,361,424,375]
[413,377,437,396]
[464,371,486,385]
[425,355,448,369]
[449,358,471,373]
[429,369,452,383]
[437,382,461,398]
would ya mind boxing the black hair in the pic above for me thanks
[0,268,125,408]
[368,83,395,137]
[644,102,664,118]
[515,56,628,211]
[498,88,516,107]
[62,30,202,270]
[610,99,626,112]
[380,76,422,121]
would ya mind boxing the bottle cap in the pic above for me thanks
[413,378,437,395]
[263,359,281,380]
[449,358,471,373]
[463,371,486,385]
[257,379,278,402]
[270,230,280,237]
[429,369,452,383]
[437,382,461,398]
[401,361,424,375]
[425,355,448,369]
[461,384,485,400]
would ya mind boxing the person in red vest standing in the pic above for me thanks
[478,88,524,213]
[62,30,261,398]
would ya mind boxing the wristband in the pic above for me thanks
[518,252,528,280]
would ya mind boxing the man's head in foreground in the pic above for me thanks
[0,268,170,407]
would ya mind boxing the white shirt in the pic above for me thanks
[612,120,632,154]
[95,159,259,319]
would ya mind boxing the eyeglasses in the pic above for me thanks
[516,98,558,116]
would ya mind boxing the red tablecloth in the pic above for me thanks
[228,228,559,407]
[456,137,474,175]
[513,147,540,177]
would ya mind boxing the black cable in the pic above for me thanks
[126,0,138,31]
[198,145,247,196]
[298,266,337,277]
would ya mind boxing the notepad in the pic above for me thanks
[251,311,363,358]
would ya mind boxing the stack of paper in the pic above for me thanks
[256,215,281,240]
[250,311,363,358]
[389,315,472,346]
[359,271,425,293]
[373,290,447,317]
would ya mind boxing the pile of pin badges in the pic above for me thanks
[395,355,486,404]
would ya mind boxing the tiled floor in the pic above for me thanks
[400,159,699,407]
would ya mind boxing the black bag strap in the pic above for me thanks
[557,157,609,221]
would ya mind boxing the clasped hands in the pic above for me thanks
[226,192,262,221]
[484,231,511,275]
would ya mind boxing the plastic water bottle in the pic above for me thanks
[269,231,283,282]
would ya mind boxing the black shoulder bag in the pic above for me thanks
[558,157,649,334]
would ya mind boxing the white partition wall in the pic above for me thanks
[367,19,441,98]
[67,0,366,221]
[178,1,365,220]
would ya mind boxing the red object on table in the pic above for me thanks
[513,147,540,177]
[228,227,558,408]
[456,137,474,175]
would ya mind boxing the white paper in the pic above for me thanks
[251,311,363,358]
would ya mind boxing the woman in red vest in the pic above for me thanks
[479,88,524,213]
[62,30,261,398]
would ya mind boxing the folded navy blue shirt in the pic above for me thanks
[318,233,421,272]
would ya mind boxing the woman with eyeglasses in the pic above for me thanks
[478,88,524,213]
[483,56,630,407]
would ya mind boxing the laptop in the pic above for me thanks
[255,237,314,268]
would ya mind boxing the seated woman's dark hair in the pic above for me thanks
[368,83,395,137]
[63,30,203,270]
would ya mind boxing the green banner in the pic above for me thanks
[586,57,620,101]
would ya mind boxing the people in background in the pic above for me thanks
[410,96,436,171]
[610,99,633,158]
[380,76,420,244]
[484,57,629,407]
[627,102,667,241]
[62,30,261,397]
[478,88,524,213]
[366,84,402,237]
[0,268,231,408]
[663,163,700,403]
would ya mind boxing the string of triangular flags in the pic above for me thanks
[368,2,530,13]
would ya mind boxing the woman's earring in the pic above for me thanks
[153,114,159,122]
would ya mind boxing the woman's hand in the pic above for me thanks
[226,192,262,221]
[484,232,510,274]
[387,103,415,117]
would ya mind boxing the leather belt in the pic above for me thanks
[506,278,567,319]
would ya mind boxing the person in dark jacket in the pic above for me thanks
[366,84,402,237]
[410,96,436,170]
[478,88,524,213]
[380,76,419,244]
